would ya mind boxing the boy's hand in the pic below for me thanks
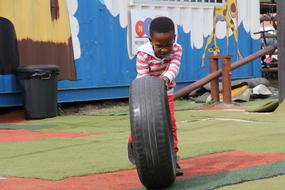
[161,76,172,90]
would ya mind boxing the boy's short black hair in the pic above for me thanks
[149,16,175,36]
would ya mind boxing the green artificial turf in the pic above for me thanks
[0,138,132,179]
[220,175,285,190]
[175,99,208,111]
[0,100,285,181]
[246,99,279,112]
[176,109,285,159]
[0,124,55,130]
[134,160,285,190]
[0,114,132,179]
[234,98,277,107]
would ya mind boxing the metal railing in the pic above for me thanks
[174,45,277,100]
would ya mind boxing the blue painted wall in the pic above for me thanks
[0,0,260,107]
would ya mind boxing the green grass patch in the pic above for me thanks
[0,100,285,180]
[175,99,208,111]
[220,175,285,190]
[0,137,133,180]
[134,160,285,190]
[173,161,285,190]
[0,124,55,130]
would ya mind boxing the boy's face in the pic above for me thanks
[149,32,175,59]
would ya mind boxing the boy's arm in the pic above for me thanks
[161,44,182,82]
[136,51,150,78]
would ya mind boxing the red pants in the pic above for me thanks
[128,95,179,154]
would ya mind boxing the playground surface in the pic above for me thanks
[0,99,285,189]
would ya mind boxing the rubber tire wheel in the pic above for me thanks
[129,76,176,189]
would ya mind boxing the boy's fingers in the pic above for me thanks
[160,76,174,90]
[161,76,170,84]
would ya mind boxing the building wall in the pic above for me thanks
[0,0,260,107]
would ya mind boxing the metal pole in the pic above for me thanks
[277,0,285,100]
[174,45,276,100]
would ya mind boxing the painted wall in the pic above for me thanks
[0,0,76,80]
[0,0,260,107]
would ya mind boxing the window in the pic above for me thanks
[131,0,225,6]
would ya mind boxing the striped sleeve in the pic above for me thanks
[136,51,150,78]
[162,44,182,82]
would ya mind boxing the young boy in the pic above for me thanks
[128,16,183,176]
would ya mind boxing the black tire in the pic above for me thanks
[129,76,176,189]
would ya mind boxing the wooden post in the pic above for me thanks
[174,46,276,100]
[277,0,285,100]
[221,55,232,104]
[209,56,220,103]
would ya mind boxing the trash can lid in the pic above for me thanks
[16,64,59,73]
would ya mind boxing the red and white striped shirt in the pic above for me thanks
[136,42,182,95]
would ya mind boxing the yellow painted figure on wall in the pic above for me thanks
[201,0,242,67]
[0,0,76,80]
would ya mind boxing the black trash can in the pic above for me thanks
[16,65,59,119]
